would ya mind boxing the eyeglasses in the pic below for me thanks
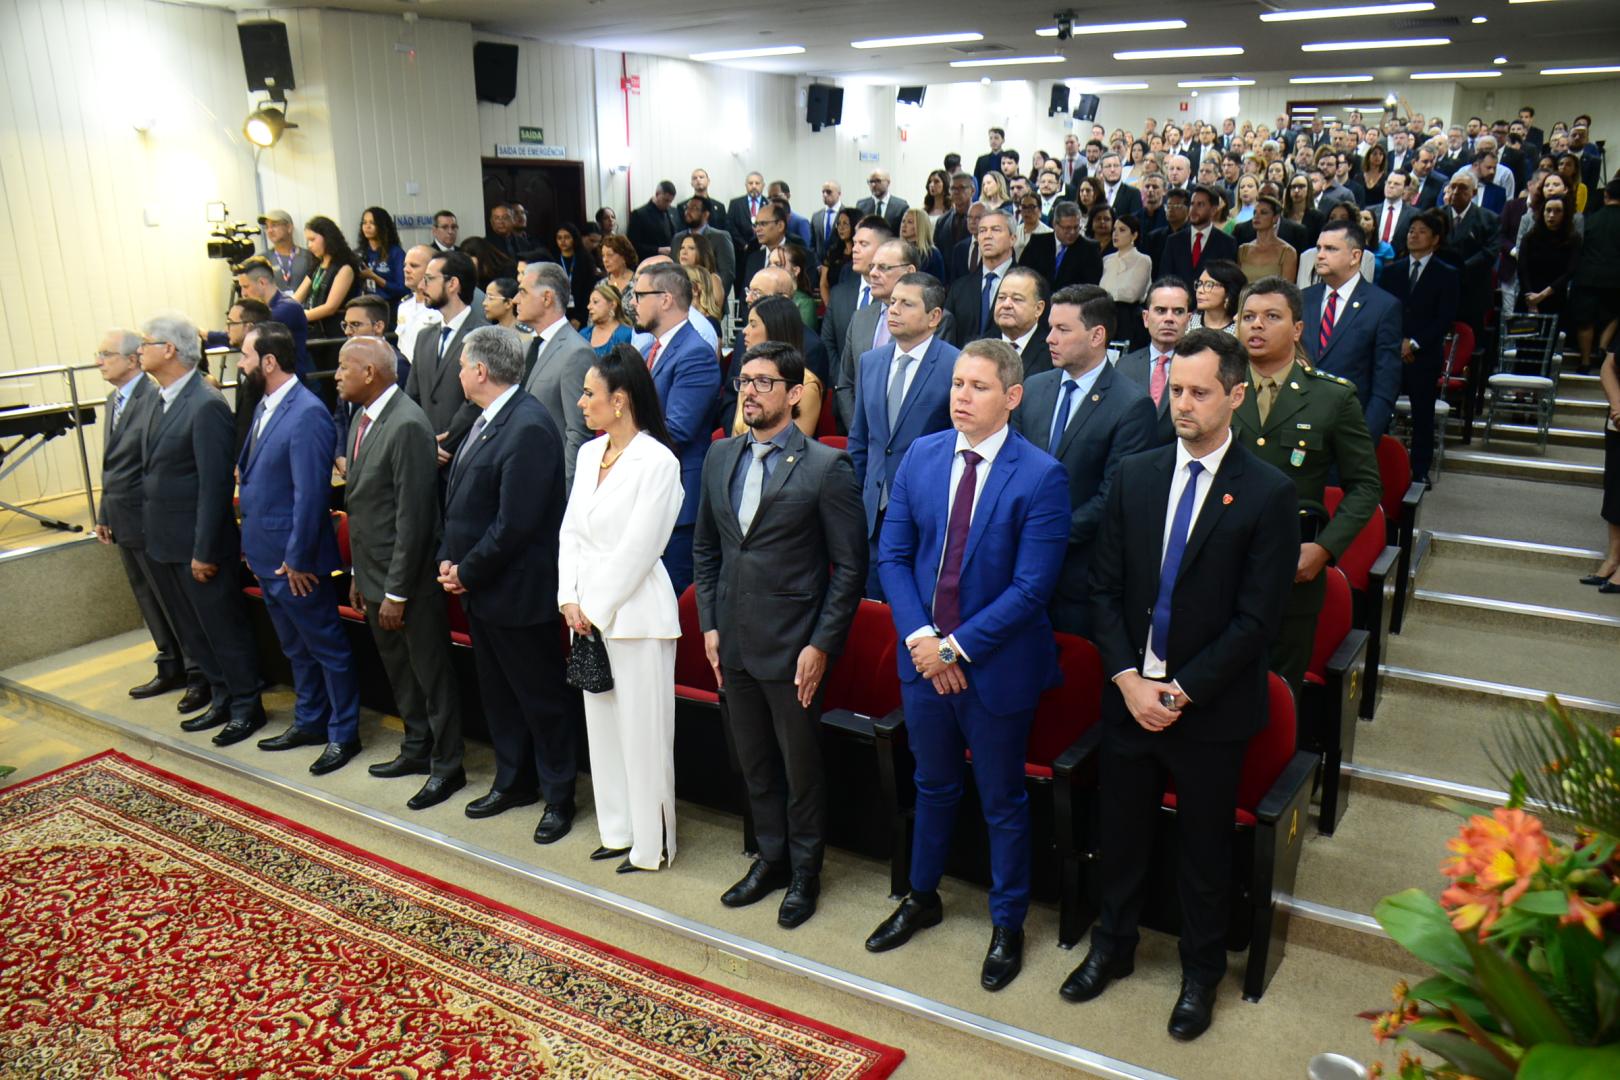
[733,376,793,392]
[633,289,667,300]
[224,318,248,328]
[341,322,374,333]
[94,350,132,360]
[1194,280,1222,291]
[870,262,911,275]
[138,339,166,350]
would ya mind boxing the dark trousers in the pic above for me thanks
[1269,573,1326,701]
[365,578,463,777]
[1402,354,1443,482]
[467,614,576,805]
[723,665,827,873]
[1093,722,1248,985]
[259,572,361,744]
[116,542,196,682]
[904,678,1035,929]
[147,558,260,717]
[663,524,695,596]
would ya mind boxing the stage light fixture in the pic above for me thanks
[243,104,295,148]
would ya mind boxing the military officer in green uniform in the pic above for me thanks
[1228,276,1381,693]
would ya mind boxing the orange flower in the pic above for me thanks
[1561,893,1618,937]
[1442,880,1504,935]
[1441,808,1551,906]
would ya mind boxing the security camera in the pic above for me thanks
[1055,10,1075,41]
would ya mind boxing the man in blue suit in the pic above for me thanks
[1379,210,1461,483]
[235,321,362,775]
[768,180,816,253]
[1301,220,1403,438]
[847,273,958,598]
[635,262,722,593]
[864,337,1069,993]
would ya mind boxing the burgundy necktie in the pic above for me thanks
[1191,230,1204,268]
[931,449,983,635]
[1320,290,1339,351]
[352,412,371,459]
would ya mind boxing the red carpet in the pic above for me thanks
[0,751,904,1078]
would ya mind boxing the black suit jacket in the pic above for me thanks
[405,305,489,456]
[438,392,566,627]
[1365,202,1416,257]
[972,152,1007,185]
[1379,255,1460,368]
[99,375,160,547]
[1159,226,1238,286]
[692,427,867,679]
[627,200,678,261]
[141,372,239,566]
[1411,173,1445,211]
[934,208,973,262]
[1020,233,1104,290]
[727,194,764,258]
[1106,183,1143,217]
[944,262,1018,346]
[1088,440,1298,742]
[1012,363,1156,635]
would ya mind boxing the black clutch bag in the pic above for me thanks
[565,629,614,694]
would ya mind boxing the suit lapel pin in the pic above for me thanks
[1290,381,1301,390]
[786,455,795,463]
[1352,301,1360,310]
[1222,493,1234,505]
[1091,394,1100,402]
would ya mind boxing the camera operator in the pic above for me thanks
[258,209,315,294]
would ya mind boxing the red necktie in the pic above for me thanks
[352,412,371,459]
[1320,290,1339,352]
[931,449,983,635]
[1191,230,1204,268]
[1149,354,1171,407]
[1382,206,1395,243]
[645,340,662,370]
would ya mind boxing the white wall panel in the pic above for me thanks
[476,34,604,220]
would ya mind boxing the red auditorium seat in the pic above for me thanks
[1324,486,1397,720]
[1300,567,1369,836]
[674,585,718,706]
[814,396,840,440]
[1442,320,1476,443]
[445,594,472,647]
[1375,436,1425,636]
[819,435,847,451]
[1054,673,1315,1001]
[330,510,365,622]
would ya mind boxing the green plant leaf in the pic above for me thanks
[0,764,14,780]
[1514,891,1576,917]
[1518,1042,1620,1079]
[1376,889,1473,980]
[1466,934,1577,1046]
[1402,1027,1516,1080]
[1409,976,1496,1028]
[1434,794,1494,819]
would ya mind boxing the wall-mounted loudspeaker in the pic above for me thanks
[806,84,844,131]
[1048,85,1070,117]
[474,42,520,105]
[238,20,296,95]
[896,86,926,107]
[1075,94,1101,122]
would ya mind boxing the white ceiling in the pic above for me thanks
[233,0,1620,90]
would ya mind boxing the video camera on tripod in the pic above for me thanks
[204,202,260,262]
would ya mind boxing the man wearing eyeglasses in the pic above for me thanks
[693,341,866,929]
[740,198,792,311]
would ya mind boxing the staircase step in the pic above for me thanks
[1486,421,1606,448]
[1427,531,1603,574]
[1445,447,1604,487]
[1408,586,1620,643]
[1383,610,1620,706]
[1292,788,1466,924]
[1418,473,1598,548]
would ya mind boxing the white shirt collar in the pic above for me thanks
[895,334,935,362]
[259,375,298,420]
[953,421,1011,464]
[655,318,689,352]
[536,316,566,345]
[362,383,399,422]
[479,383,521,424]
[982,255,1013,277]
[160,367,198,406]
[1174,426,1234,476]
[1003,325,1037,353]
[1332,276,1359,304]
[441,304,472,335]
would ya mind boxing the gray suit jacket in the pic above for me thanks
[837,304,959,431]
[141,371,239,566]
[522,322,596,485]
[405,303,489,456]
[673,226,736,294]
[856,195,909,233]
[344,389,442,603]
[1115,347,1176,446]
[99,375,161,547]
[691,425,868,680]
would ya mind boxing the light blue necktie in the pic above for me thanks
[1151,461,1205,659]
[858,284,872,310]
[1048,379,1077,455]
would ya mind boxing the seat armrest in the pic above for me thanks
[821,707,877,739]
[1254,751,1320,825]
[1053,726,1105,780]
[1370,545,1399,580]
[1325,628,1370,679]
[872,706,907,739]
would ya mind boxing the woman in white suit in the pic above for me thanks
[558,344,685,873]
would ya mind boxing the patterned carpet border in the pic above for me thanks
[0,750,905,1079]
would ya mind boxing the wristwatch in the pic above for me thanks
[937,639,958,666]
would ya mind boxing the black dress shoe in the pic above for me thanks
[180,704,230,733]
[721,860,791,908]
[257,726,327,751]
[406,771,466,811]
[1580,574,1612,586]
[464,789,540,819]
[129,671,186,699]
[212,707,268,747]
[533,802,576,845]
[309,741,362,776]
[1059,946,1136,1003]
[980,926,1024,992]
[1601,582,1620,595]
[864,891,943,953]
[777,871,820,929]
[590,845,632,861]
[368,755,432,779]
[1168,978,1219,1041]
[616,858,653,874]
[175,684,213,714]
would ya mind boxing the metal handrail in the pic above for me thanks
[0,361,103,525]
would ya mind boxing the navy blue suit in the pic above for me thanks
[846,335,958,594]
[646,321,722,593]
[1302,279,1404,438]
[237,380,360,744]
[877,427,1070,928]
[1379,255,1460,481]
